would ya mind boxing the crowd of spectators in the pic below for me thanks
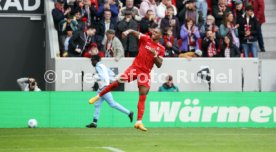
[52,0,266,59]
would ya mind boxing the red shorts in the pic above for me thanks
[119,66,151,88]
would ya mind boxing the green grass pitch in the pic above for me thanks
[1,128,276,152]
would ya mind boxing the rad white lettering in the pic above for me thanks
[0,0,40,11]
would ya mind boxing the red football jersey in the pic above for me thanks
[132,34,165,73]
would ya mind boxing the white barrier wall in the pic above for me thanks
[45,0,59,91]
[54,58,259,92]
[261,60,276,91]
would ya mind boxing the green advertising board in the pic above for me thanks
[0,92,276,128]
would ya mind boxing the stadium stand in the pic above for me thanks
[50,0,272,58]
[46,0,276,91]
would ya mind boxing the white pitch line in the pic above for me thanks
[0,146,127,151]
[101,146,125,152]
[2,132,276,138]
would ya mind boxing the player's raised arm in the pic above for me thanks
[122,29,141,39]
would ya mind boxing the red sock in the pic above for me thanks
[137,95,147,121]
[99,81,119,97]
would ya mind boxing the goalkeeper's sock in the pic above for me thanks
[99,81,119,97]
[137,95,147,121]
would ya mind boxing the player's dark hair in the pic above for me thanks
[91,55,101,62]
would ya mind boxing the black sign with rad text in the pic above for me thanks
[0,0,44,14]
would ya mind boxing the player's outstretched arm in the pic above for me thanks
[122,29,140,39]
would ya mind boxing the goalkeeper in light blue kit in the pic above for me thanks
[86,55,133,128]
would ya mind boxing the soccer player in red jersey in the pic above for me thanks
[89,27,165,131]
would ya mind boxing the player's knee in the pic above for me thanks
[138,86,149,95]
[109,102,117,108]
[111,80,120,87]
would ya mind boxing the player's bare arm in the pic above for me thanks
[149,48,163,68]
[122,29,140,38]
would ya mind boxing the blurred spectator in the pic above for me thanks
[17,78,41,91]
[90,0,99,10]
[160,5,180,38]
[247,0,266,52]
[140,0,158,17]
[176,0,185,14]
[160,27,179,57]
[200,15,219,38]
[225,0,234,10]
[97,0,119,23]
[134,0,142,8]
[59,15,78,35]
[95,9,117,49]
[238,5,258,57]
[140,10,158,34]
[58,14,77,56]
[158,75,179,92]
[233,0,244,53]
[74,11,86,31]
[212,0,231,26]
[196,0,208,24]
[71,0,81,10]
[99,0,122,7]
[61,26,74,57]
[118,0,142,22]
[121,0,142,8]
[52,0,72,56]
[70,0,83,12]
[64,0,75,10]
[234,0,244,26]
[68,26,96,57]
[211,0,219,6]
[116,10,139,57]
[81,0,97,26]
[52,0,71,30]
[96,0,104,6]
[179,18,200,54]
[212,0,235,10]
[83,43,101,58]
[102,29,124,61]
[178,0,204,27]
[246,0,265,25]
[220,35,240,57]
[157,0,177,19]
[72,0,97,26]
[219,12,240,48]
[72,0,85,17]
[202,30,220,57]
